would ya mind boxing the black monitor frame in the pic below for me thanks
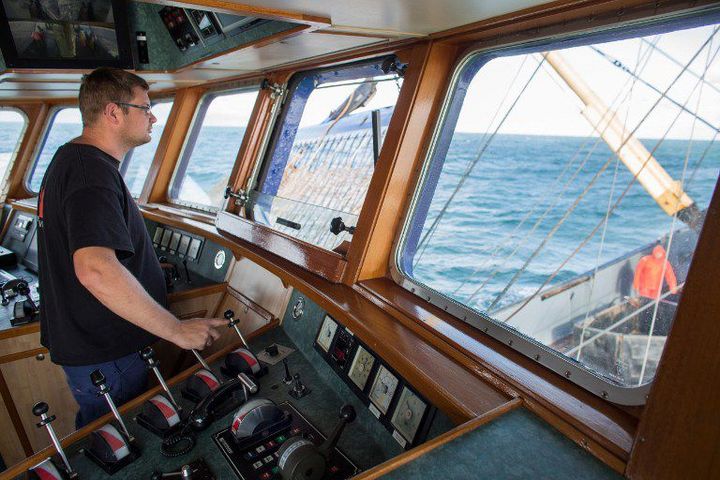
[0,0,133,69]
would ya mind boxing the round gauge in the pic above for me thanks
[348,345,375,390]
[391,386,428,443]
[316,315,338,352]
[368,365,399,414]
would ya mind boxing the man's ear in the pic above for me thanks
[103,102,122,126]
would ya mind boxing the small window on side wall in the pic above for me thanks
[0,108,28,195]
[248,57,404,252]
[28,107,82,193]
[169,88,259,211]
[395,21,720,404]
[121,99,174,198]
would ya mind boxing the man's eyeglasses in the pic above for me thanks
[115,102,153,116]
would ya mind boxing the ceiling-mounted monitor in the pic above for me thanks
[0,0,132,69]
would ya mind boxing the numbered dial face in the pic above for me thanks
[391,386,428,443]
[316,315,338,352]
[348,345,376,390]
[368,365,399,414]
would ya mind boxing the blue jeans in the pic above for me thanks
[62,352,148,429]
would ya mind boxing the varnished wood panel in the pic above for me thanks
[226,257,293,319]
[0,332,42,357]
[0,354,78,454]
[0,378,27,468]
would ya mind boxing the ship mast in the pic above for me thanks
[543,51,704,230]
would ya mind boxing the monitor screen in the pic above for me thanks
[0,0,132,69]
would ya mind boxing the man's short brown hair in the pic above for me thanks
[79,68,149,127]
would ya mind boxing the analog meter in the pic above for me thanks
[316,315,338,352]
[368,365,399,414]
[347,345,375,390]
[391,386,428,443]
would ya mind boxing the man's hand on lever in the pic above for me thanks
[170,317,226,351]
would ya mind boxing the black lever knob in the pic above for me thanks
[90,369,106,388]
[339,404,356,423]
[319,404,356,458]
[17,281,30,297]
[330,217,356,236]
[224,309,235,320]
[32,401,48,417]
[140,346,155,361]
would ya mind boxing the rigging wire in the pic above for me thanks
[575,40,647,361]
[640,37,720,96]
[502,29,720,322]
[590,46,720,134]
[466,39,660,306]
[637,34,716,385]
[451,58,597,297]
[413,56,546,267]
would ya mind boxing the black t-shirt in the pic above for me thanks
[37,143,166,366]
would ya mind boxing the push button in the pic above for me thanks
[252,461,263,470]
[275,435,286,443]
[263,455,273,464]
[256,445,266,454]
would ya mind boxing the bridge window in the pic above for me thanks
[0,108,27,195]
[249,58,403,252]
[121,98,174,198]
[28,107,82,192]
[169,88,259,210]
[396,22,720,402]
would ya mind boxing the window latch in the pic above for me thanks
[261,79,285,100]
[224,186,248,206]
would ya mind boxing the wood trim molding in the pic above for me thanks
[353,398,522,479]
[627,168,720,477]
[431,0,718,44]
[144,87,204,204]
[216,211,348,282]
[5,103,49,200]
[0,320,278,478]
[225,285,275,322]
[167,282,227,303]
[0,347,47,365]
[343,41,458,284]
[0,323,40,341]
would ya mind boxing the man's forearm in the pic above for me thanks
[74,248,181,343]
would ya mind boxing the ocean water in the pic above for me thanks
[3,122,718,314]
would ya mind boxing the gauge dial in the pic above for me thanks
[368,365,399,414]
[391,386,428,443]
[316,315,338,352]
[348,345,375,390]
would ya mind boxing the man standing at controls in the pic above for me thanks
[37,68,226,428]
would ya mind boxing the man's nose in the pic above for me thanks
[149,111,157,123]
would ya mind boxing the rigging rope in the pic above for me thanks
[637,33,716,385]
[576,39,648,360]
[466,39,660,306]
[414,55,533,266]
[590,46,720,134]
[502,28,720,322]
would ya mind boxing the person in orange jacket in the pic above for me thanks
[633,245,678,299]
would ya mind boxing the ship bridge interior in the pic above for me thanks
[0,1,718,479]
